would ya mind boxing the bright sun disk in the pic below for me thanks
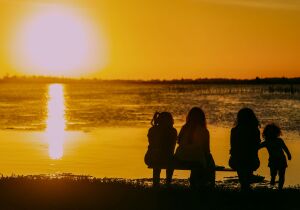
[11,5,107,76]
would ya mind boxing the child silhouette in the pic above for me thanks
[145,112,177,186]
[260,123,292,190]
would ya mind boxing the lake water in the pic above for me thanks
[0,82,299,185]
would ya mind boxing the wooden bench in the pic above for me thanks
[148,164,266,184]
[148,165,235,172]
[145,154,235,172]
[147,164,267,185]
[147,163,235,187]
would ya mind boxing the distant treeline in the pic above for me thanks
[1,75,300,85]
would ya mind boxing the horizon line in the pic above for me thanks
[1,74,300,81]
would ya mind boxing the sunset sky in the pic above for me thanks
[0,0,300,79]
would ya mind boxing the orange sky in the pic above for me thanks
[0,0,300,79]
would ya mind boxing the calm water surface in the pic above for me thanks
[0,83,299,185]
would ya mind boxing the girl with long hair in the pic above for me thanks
[177,107,215,189]
[145,112,177,186]
[229,108,261,191]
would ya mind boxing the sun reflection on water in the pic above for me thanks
[45,84,66,159]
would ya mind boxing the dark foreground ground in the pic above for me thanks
[0,174,299,210]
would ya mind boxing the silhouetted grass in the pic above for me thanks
[0,174,299,210]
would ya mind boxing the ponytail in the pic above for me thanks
[151,112,160,126]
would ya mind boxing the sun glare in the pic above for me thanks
[45,84,66,159]
[11,5,107,77]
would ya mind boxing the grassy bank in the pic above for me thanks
[0,174,299,210]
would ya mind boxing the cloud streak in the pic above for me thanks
[196,0,300,10]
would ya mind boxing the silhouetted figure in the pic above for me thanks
[229,108,261,191]
[144,112,177,186]
[260,123,292,190]
[177,107,215,189]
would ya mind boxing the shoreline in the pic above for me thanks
[0,173,296,190]
[1,76,300,85]
[0,128,299,186]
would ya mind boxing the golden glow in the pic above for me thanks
[45,84,66,159]
[0,127,299,185]
[0,1,300,78]
[10,5,107,77]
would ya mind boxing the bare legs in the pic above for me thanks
[153,168,174,187]
[166,168,174,185]
[237,169,253,191]
[278,168,286,190]
[270,167,286,190]
[153,168,161,187]
[236,167,286,191]
[189,168,215,190]
[189,169,200,189]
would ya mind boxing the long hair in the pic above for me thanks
[235,107,260,128]
[151,111,174,127]
[186,107,207,129]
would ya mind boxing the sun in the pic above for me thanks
[11,5,107,77]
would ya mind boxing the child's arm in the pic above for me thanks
[281,139,292,160]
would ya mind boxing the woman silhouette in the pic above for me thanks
[145,112,177,186]
[229,108,261,191]
[177,107,215,189]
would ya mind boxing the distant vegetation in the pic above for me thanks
[1,75,300,85]
[0,174,299,210]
